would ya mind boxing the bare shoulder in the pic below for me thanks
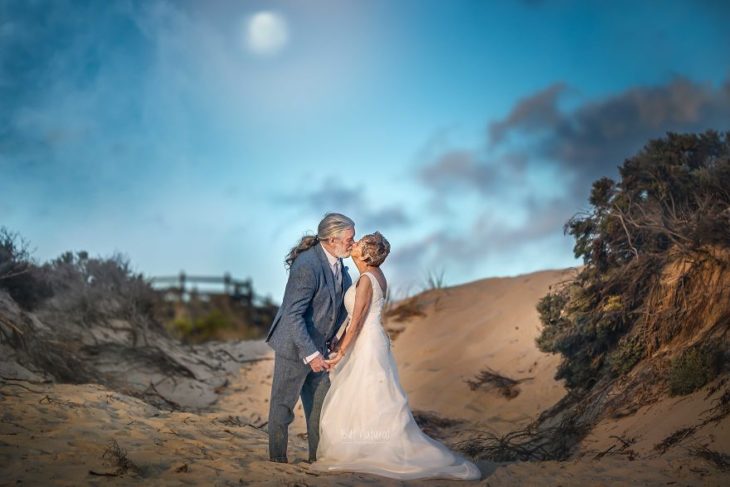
[356,273,373,290]
[358,270,387,295]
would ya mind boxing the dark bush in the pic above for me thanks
[41,250,163,342]
[0,226,53,309]
[669,343,723,396]
[536,131,730,391]
[607,333,645,377]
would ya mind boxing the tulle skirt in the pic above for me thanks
[309,318,481,481]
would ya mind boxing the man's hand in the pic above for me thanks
[309,355,331,372]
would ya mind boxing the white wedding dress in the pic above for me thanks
[309,272,481,480]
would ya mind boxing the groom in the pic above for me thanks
[265,213,355,463]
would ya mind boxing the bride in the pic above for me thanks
[309,232,481,481]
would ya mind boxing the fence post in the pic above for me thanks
[179,271,186,298]
[244,278,253,307]
[224,272,231,295]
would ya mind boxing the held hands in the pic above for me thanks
[324,350,345,368]
[308,355,331,373]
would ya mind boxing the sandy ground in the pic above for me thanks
[2,376,726,486]
[390,269,572,435]
[1,268,728,486]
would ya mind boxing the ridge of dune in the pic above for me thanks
[389,268,575,433]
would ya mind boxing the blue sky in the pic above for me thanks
[2,0,729,302]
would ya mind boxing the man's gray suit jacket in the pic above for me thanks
[265,243,351,362]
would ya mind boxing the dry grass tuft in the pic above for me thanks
[689,445,730,471]
[383,297,426,322]
[89,439,142,477]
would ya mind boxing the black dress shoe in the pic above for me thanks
[270,457,288,463]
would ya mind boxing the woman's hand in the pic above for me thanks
[325,350,345,367]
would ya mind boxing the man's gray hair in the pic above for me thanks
[316,212,355,241]
[285,212,355,268]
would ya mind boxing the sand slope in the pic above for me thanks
[2,267,729,485]
[390,269,572,434]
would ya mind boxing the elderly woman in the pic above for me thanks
[311,231,481,481]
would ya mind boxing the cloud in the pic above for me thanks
[488,82,568,145]
[276,177,412,232]
[491,76,730,192]
[401,76,730,289]
[418,75,730,201]
[387,196,580,279]
[417,150,498,195]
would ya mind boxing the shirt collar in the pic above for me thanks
[319,242,339,267]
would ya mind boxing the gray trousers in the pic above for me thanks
[267,352,331,462]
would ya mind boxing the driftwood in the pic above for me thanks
[653,386,730,454]
[465,367,533,399]
[455,419,588,462]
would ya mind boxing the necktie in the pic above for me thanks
[334,260,341,287]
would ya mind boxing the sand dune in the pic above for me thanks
[390,268,573,434]
[2,267,728,485]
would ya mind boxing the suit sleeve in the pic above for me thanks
[282,259,320,361]
[303,350,322,364]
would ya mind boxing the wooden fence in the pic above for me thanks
[149,272,272,306]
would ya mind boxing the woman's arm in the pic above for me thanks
[326,275,372,363]
[330,316,349,352]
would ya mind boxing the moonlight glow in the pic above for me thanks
[245,11,288,56]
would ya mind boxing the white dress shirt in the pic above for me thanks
[303,242,341,364]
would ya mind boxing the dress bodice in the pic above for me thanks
[344,271,385,319]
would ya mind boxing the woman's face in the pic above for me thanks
[350,239,364,261]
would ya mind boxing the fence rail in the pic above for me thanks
[149,272,273,307]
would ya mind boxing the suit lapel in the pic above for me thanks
[340,260,350,292]
[315,243,337,308]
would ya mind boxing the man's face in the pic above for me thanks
[331,227,355,258]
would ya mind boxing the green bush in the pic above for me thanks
[173,309,235,342]
[669,343,722,396]
[607,334,645,377]
[536,131,730,391]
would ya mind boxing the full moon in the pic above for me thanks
[245,12,288,56]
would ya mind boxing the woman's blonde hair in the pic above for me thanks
[285,212,355,268]
[359,231,390,267]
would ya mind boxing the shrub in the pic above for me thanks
[172,309,235,343]
[42,250,160,336]
[536,131,730,391]
[0,226,53,309]
[607,333,645,377]
[669,343,723,396]
[423,268,446,290]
